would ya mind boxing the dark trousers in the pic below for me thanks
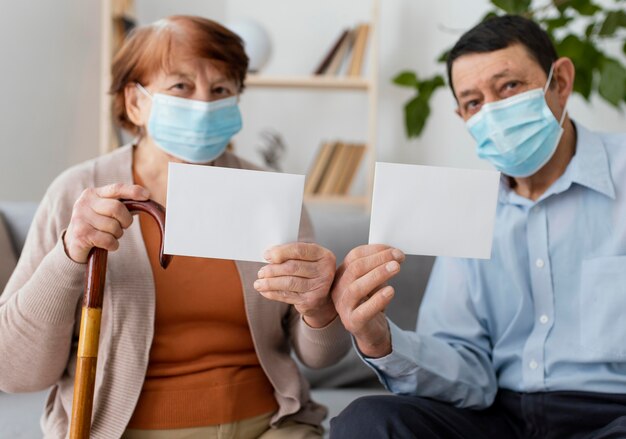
[329,390,626,439]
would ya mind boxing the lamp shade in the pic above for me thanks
[226,18,272,73]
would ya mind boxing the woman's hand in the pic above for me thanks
[254,243,337,328]
[64,183,150,263]
[331,244,405,358]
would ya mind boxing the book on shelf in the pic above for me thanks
[304,141,340,195]
[313,29,349,75]
[305,141,366,196]
[314,23,370,78]
[324,29,355,76]
[347,23,370,77]
[336,144,366,194]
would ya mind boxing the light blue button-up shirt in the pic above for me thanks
[366,123,626,409]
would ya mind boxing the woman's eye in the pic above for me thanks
[170,83,188,91]
[504,81,519,91]
[213,86,234,97]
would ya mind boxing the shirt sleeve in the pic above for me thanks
[359,256,498,409]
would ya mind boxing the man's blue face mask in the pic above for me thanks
[465,65,568,178]
[136,83,242,164]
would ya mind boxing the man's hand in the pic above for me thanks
[254,242,337,328]
[332,244,405,358]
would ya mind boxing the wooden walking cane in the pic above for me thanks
[69,199,173,439]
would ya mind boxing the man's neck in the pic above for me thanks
[511,118,577,201]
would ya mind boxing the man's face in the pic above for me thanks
[451,43,559,121]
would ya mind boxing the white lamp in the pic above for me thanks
[226,19,272,73]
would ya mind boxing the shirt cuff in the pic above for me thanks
[355,319,421,391]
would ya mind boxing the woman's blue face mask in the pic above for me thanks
[136,83,242,164]
[465,65,568,178]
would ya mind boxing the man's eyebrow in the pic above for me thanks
[457,69,515,99]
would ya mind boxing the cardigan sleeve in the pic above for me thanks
[0,168,90,392]
[287,206,351,368]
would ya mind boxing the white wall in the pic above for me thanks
[3,0,624,202]
[0,0,101,202]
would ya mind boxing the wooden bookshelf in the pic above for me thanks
[246,0,379,209]
[246,74,372,91]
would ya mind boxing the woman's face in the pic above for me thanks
[129,55,240,137]
[145,56,239,102]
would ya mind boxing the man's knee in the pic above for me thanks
[330,394,436,438]
[330,395,398,438]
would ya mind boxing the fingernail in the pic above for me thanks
[382,287,394,298]
[257,267,265,278]
[386,261,399,273]
[141,188,150,198]
[263,250,272,263]
[254,280,262,289]
[392,249,405,261]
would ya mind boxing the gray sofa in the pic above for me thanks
[0,201,434,437]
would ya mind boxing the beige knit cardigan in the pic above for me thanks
[0,145,350,438]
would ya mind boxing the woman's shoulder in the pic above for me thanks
[45,145,133,206]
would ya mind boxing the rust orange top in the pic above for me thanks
[127,171,277,429]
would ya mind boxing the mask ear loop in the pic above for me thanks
[136,82,153,98]
[544,63,568,127]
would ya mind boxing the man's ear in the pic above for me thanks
[552,57,575,109]
[125,84,147,126]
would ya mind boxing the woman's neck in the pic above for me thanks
[132,138,180,206]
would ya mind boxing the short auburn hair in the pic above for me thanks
[110,15,249,135]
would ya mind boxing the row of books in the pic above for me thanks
[305,142,366,195]
[313,23,371,77]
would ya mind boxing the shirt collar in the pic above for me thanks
[498,121,616,206]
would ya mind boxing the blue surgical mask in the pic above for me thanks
[465,65,567,177]
[136,83,242,163]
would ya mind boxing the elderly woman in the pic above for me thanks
[0,16,349,438]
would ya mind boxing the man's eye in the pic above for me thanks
[504,81,519,90]
[466,100,480,112]
[170,83,187,91]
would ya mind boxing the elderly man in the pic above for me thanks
[330,15,626,439]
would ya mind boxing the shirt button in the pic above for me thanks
[529,360,538,370]
[539,315,549,324]
[535,258,545,268]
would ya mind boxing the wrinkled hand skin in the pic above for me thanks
[254,242,338,328]
[64,183,150,263]
[331,244,405,358]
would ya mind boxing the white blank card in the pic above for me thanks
[164,163,304,262]
[369,162,500,259]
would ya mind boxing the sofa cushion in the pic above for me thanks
[0,213,17,291]
[0,202,39,255]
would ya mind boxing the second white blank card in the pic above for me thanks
[369,162,500,259]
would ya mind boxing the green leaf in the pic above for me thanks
[623,40,626,56]
[585,22,597,38]
[491,0,531,14]
[542,15,575,33]
[599,10,625,35]
[418,75,446,101]
[393,71,419,88]
[405,96,431,138]
[565,0,603,16]
[437,49,451,64]
[598,58,626,106]
[480,10,500,23]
